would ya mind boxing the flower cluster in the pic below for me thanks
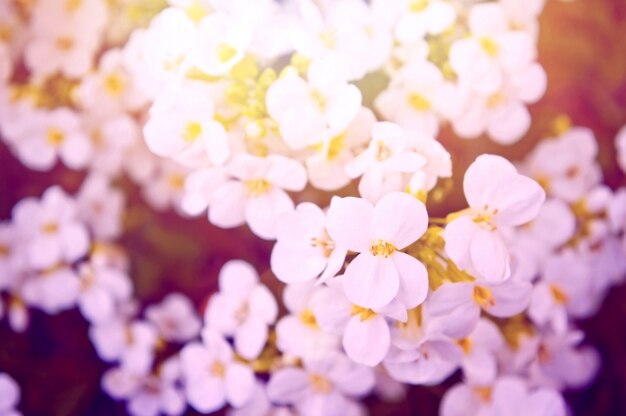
[0,0,625,415]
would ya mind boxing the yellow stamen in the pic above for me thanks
[244,179,271,197]
[408,93,431,111]
[370,240,397,258]
[326,133,346,161]
[182,121,203,143]
[456,337,472,355]
[56,36,74,51]
[216,43,237,63]
[210,361,226,378]
[351,305,377,322]
[310,373,333,394]
[46,128,65,146]
[103,73,125,96]
[185,2,207,24]
[299,309,319,329]
[549,284,569,305]
[479,37,498,57]
[475,386,492,402]
[409,0,429,13]
[473,285,495,309]
[168,174,185,190]
[319,30,336,49]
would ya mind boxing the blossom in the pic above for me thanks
[76,260,132,324]
[145,293,201,343]
[205,260,278,360]
[345,122,428,202]
[267,351,375,416]
[12,186,90,270]
[102,357,186,416]
[0,372,20,416]
[310,279,407,366]
[180,330,255,413]
[9,108,93,171]
[393,0,456,45]
[275,281,340,360]
[449,3,536,95]
[209,154,307,240]
[427,279,532,338]
[143,85,229,167]
[266,61,362,150]
[443,154,545,282]
[441,376,566,416]
[326,192,429,309]
[271,203,346,284]
[375,58,461,137]
[76,174,125,241]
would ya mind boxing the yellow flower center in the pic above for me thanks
[182,121,203,143]
[487,92,505,109]
[475,386,492,402]
[549,284,569,305]
[210,361,226,378]
[310,373,333,394]
[244,179,271,197]
[351,305,377,321]
[479,37,499,57]
[319,30,337,49]
[0,244,9,257]
[103,73,125,96]
[374,141,391,161]
[64,0,81,11]
[473,285,495,309]
[409,0,429,13]
[311,90,326,111]
[408,93,431,111]
[326,133,346,161]
[216,43,237,63]
[56,36,74,51]
[185,2,207,24]
[46,128,65,147]
[370,240,397,258]
[168,174,185,190]
[456,337,472,355]
[299,309,319,329]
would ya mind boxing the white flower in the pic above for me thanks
[205,260,277,359]
[346,122,428,203]
[76,174,125,241]
[77,261,132,324]
[376,58,461,137]
[9,108,93,171]
[266,61,362,150]
[180,167,228,216]
[521,127,601,202]
[456,319,504,385]
[22,266,80,314]
[180,330,255,413]
[305,108,375,191]
[102,357,186,416]
[441,376,566,416]
[449,3,536,95]
[326,192,429,309]
[443,155,545,282]
[528,250,591,333]
[427,280,532,338]
[12,186,90,270]
[452,62,547,144]
[25,0,107,78]
[191,12,251,76]
[141,160,191,214]
[144,85,229,167]
[0,372,20,416]
[393,0,456,45]
[77,48,146,116]
[89,318,157,375]
[267,351,375,416]
[209,154,307,240]
[275,281,340,360]
[271,203,346,284]
[310,280,407,366]
[146,293,201,343]
[123,7,196,98]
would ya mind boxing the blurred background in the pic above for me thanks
[2,0,626,414]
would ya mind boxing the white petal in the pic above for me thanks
[326,196,375,253]
[225,362,255,408]
[392,252,429,309]
[343,315,390,367]
[343,254,399,309]
[373,192,428,249]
